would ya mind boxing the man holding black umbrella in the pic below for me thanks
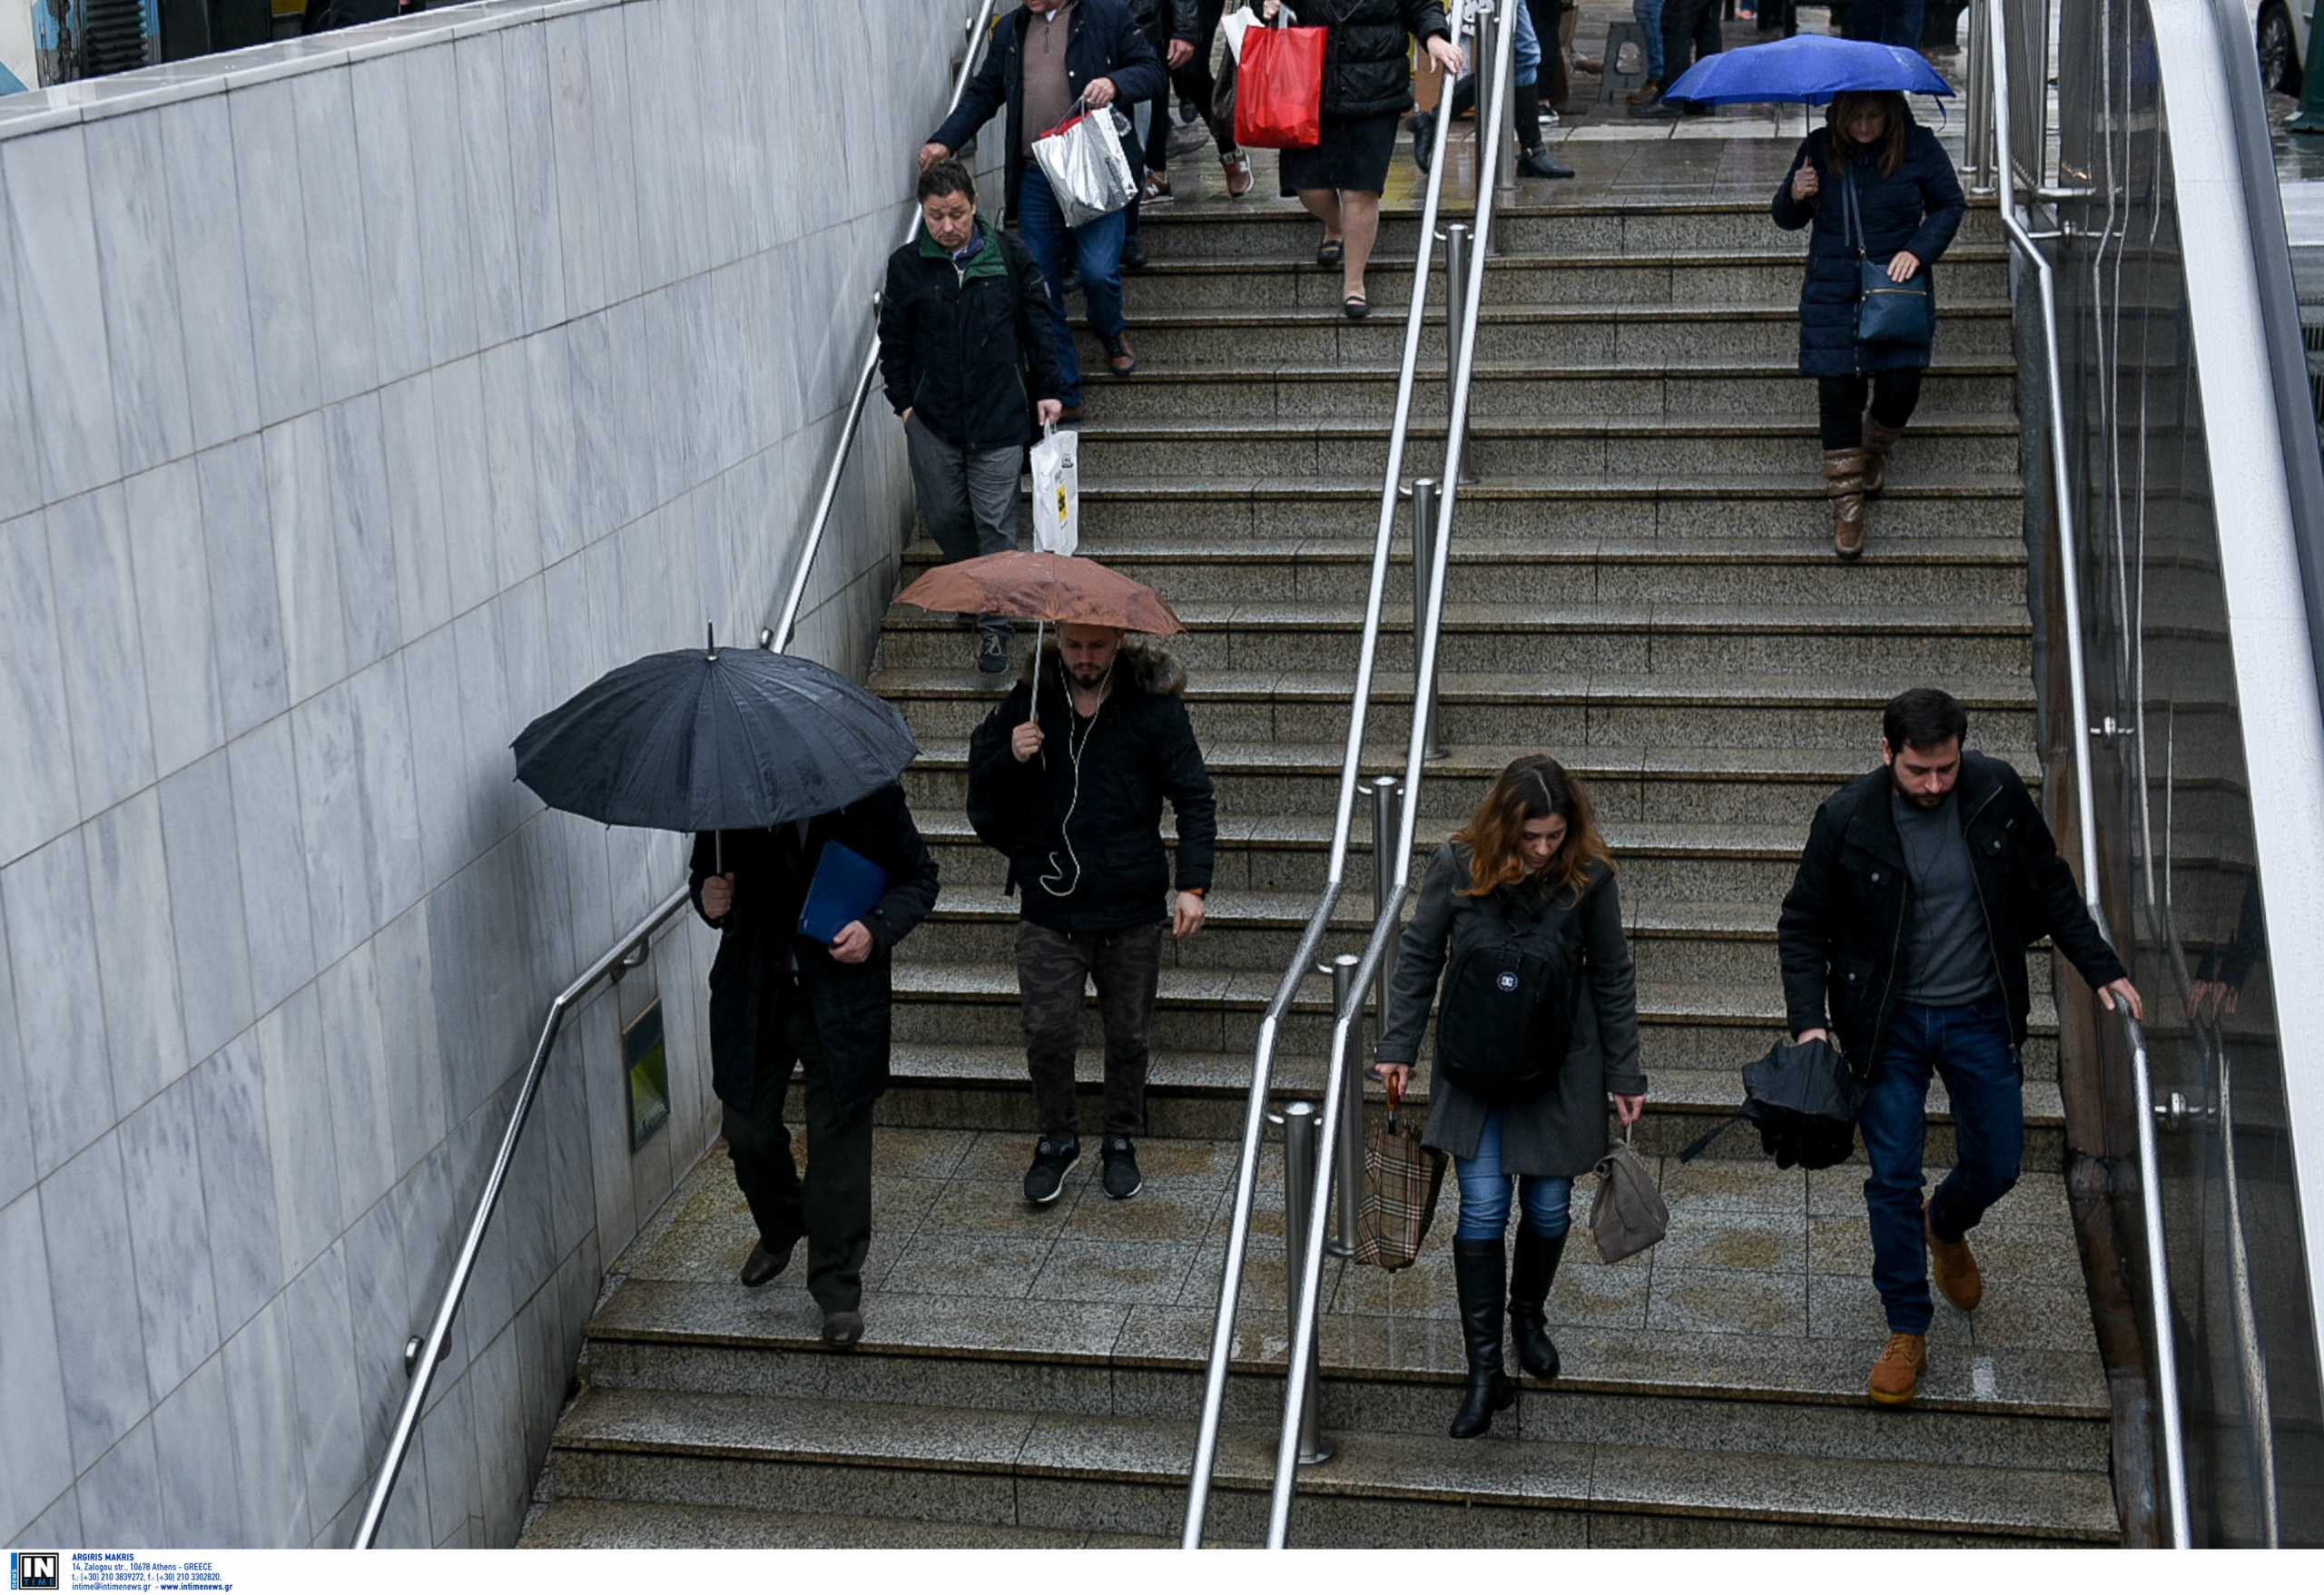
[690,789,940,1346]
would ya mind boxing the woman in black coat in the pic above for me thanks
[1374,756,1648,1439]
[1262,0,1465,317]
[1773,92,1965,558]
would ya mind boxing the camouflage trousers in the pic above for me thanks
[1016,919,1165,1139]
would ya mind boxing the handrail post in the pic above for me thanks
[1965,0,1997,195]
[1369,775,1402,1033]
[1410,478,1447,753]
[1275,1103,1334,1467]
[1326,954,1364,1258]
[1442,230,1476,485]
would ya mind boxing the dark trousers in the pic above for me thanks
[1659,0,1723,89]
[904,414,1021,641]
[1017,918,1165,1138]
[720,996,875,1314]
[1856,995,2024,1334]
[1149,0,1237,173]
[1817,369,1924,450]
[1844,0,1927,49]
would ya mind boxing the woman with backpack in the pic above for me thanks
[1374,755,1648,1439]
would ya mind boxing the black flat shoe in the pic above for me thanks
[1343,295,1369,320]
[1316,239,1344,267]
[1518,148,1575,181]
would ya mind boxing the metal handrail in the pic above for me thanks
[773,0,1001,652]
[1177,3,1484,1549]
[354,1,1001,1547]
[1986,0,2189,1548]
[1263,0,1520,1549]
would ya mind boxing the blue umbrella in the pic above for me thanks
[1661,35,1955,106]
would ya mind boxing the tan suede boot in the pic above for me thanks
[1862,415,1906,495]
[1868,1332,1927,1406]
[1825,448,1869,559]
[1926,1198,1985,1313]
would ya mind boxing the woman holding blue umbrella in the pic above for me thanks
[1773,89,1965,558]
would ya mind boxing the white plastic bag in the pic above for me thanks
[1220,3,1291,62]
[1030,101,1138,228]
[1029,425,1078,556]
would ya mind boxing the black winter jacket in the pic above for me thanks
[689,785,941,1117]
[1775,753,2129,1070]
[879,224,1065,452]
[930,0,1169,222]
[1772,122,1966,377]
[966,639,1218,933]
[1295,0,1452,119]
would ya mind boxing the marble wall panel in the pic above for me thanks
[464,1321,524,1549]
[263,413,350,708]
[75,1418,162,1549]
[319,941,396,1233]
[0,512,76,864]
[158,752,256,1064]
[151,1356,244,1547]
[4,127,122,505]
[292,678,371,968]
[0,1188,73,1542]
[46,487,156,819]
[450,604,520,853]
[157,96,261,453]
[405,44,483,371]
[0,151,38,526]
[325,395,404,674]
[2,830,116,1177]
[189,1035,283,1341]
[117,1076,221,1403]
[620,8,679,294]
[347,652,426,931]
[379,371,456,647]
[544,15,606,319]
[281,1241,365,1535]
[502,20,569,334]
[227,81,320,429]
[291,72,379,407]
[350,53,429,389]
[220,1295,310,1548]
[431,354,497,620]
[417,1369,478,1547]
[479,340,543,591]
[340,1189,411,1472]
[43,1131,151,1473]
[197,437,290,743]
[0,913,25,1213]
[455,32,524,350]
[85,788,189,1120]
[226,716,320,1016]
[371,902,447,1186]
[124,459,227,780]
[389,1137,470,1406]
[581,5,643,308]
[400,622,476,888]
[84,111,192,480]
[256,984,341,1280]
[525,326,582,566]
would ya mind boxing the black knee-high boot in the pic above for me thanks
[1451,1238,1518,1438]
[1508,1225,1567,1379]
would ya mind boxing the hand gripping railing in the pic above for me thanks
[1985,0,2189,1549]
[1175,3,1492,1549]
[353,1,1000,1548]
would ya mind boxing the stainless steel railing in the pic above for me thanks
[353,0,1000,1547]
[1986,0,2191,1548]
[1176,0,1499,1548]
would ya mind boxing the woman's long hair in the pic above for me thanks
[1453,754,1614,904]
[1825,91,1910,180]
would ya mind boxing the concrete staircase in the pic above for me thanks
[524,185,2120,1547]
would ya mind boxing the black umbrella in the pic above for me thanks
[1678,1036,1866,1171]
[512,627,919,855]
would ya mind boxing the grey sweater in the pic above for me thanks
[1380,843,1649,1178]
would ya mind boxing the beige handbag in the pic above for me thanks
[1588,1123,1669,1265]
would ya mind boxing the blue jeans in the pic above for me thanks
[1634,0,1666,82]
[1454,1111,1575,1240]
[1856,995,2024,1334]
[1014,165,1126,408]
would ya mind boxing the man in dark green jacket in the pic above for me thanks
[879,160,1067,674]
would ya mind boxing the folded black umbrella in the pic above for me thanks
[1679,1035,1866,1171]
[511,626,919,836]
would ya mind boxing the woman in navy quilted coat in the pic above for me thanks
[1773,92,1965,558]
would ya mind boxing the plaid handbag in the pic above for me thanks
[1354,1076,1448,1271]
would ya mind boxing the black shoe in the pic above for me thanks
[821,1308,864,1349]
[738,1236,796,1289]
[1409,110,1436,175]
[1450,1238,1517,1439]
[1630,98,1682,119]
[1060,267,1082,297]
[977,631,1010,674]
[1518,147,1574,181]
[1024,1136,1081,1204]
[1100,1135,1144,1199]
[1121,236,1148,272]
[1508,1225,1567,1379]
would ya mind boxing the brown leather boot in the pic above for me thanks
[1825,448,1869,559]
[1868,1332,1927,1406]
[1925,1198,1985,1313]
[1862,415,1906,495]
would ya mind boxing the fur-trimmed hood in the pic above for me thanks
[1016,633,1188,699]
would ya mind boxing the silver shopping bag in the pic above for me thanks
[1030,101,1138,228]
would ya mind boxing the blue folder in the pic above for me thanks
[798,840,889,945]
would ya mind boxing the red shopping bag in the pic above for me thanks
[1234,24,1327,150]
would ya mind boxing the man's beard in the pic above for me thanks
[1891,771,1952,810]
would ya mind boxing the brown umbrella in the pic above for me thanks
[895,551,1187,719]
[894,550,1186,636]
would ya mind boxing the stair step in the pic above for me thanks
[1081,302,2017,367]
[1119,246,2014,310]
[877,598,2032,677]
[541,1384,2112,1544]
[1028,473,2024,540]
[900,532,2031,607]
[1064,414,2024,479]
[518,1496,1107,1549]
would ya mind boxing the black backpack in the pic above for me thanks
[1433,898,1578,1105]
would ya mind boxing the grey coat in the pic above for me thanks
[1378,843,1648,1178]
